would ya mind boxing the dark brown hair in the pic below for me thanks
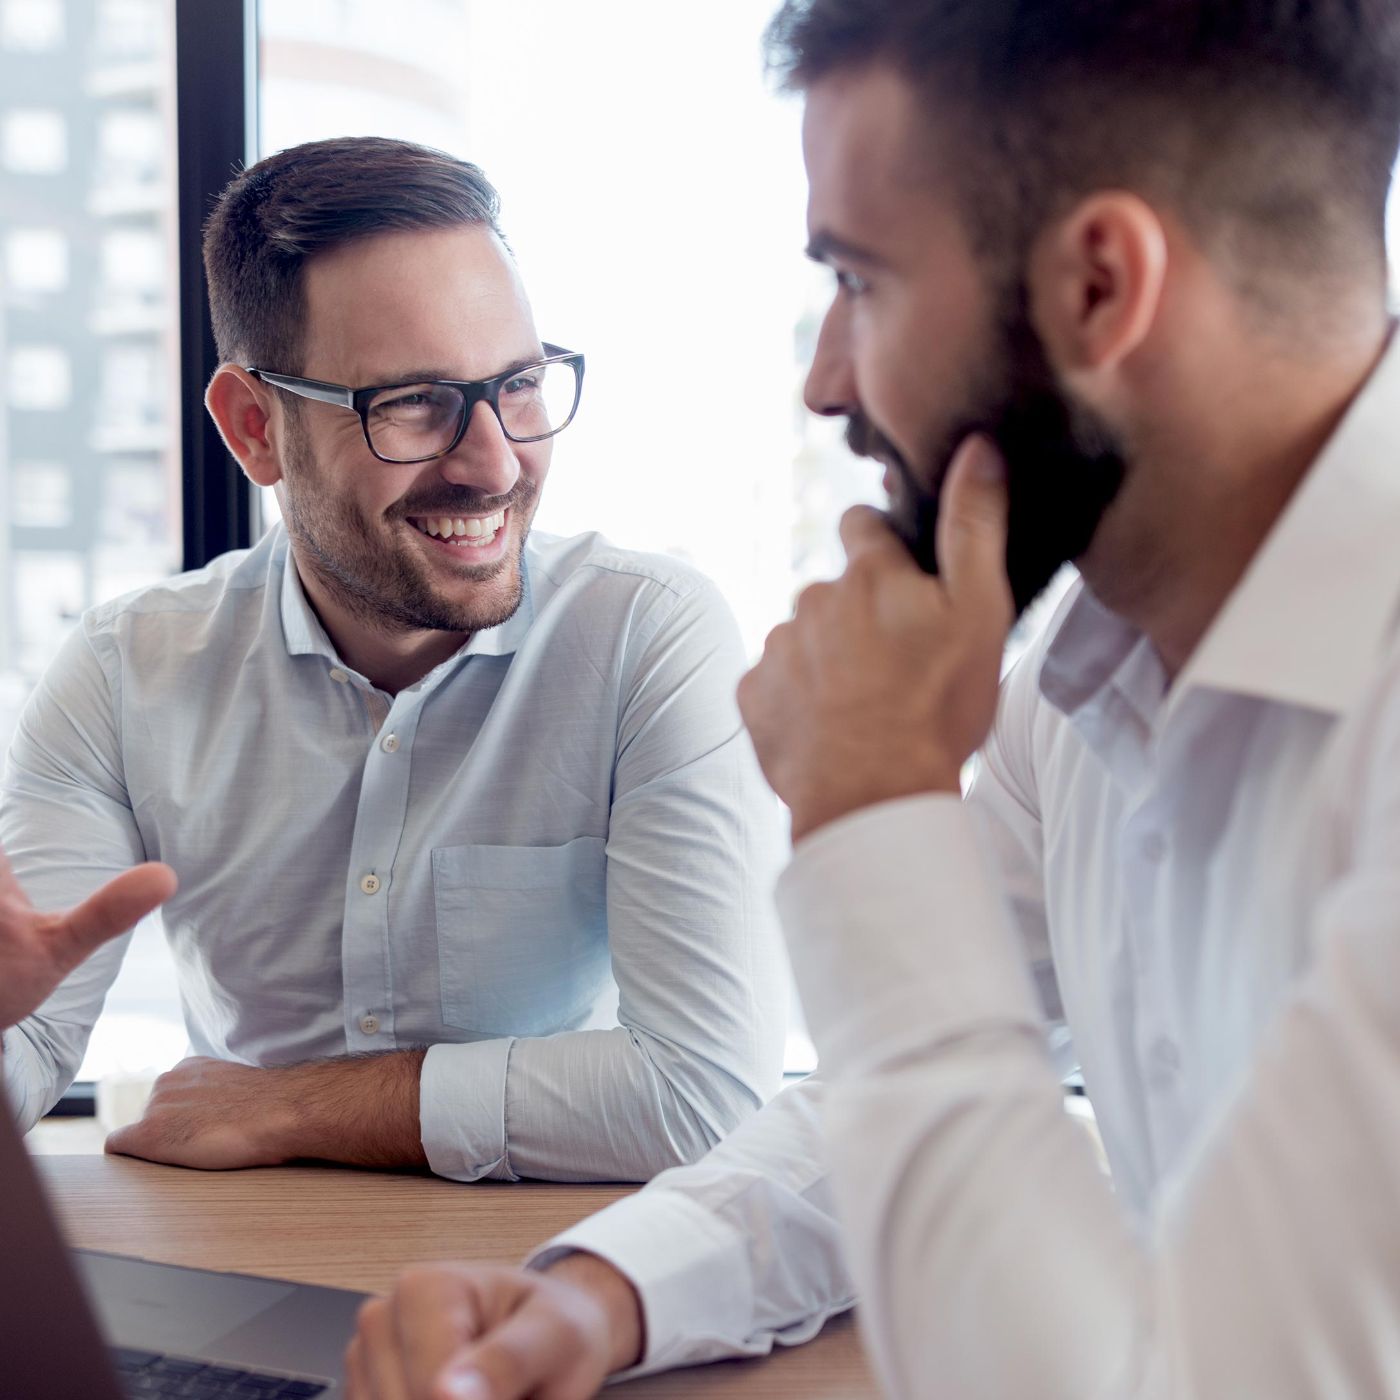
[766,0,1400,288]
[203,135,504,373]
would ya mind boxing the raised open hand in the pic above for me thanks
[0,847,176,1031]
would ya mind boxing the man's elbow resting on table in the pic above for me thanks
[4,1020,89,1136]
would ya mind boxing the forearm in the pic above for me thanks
[109,1049,431,1172]
[275,1049,429,1167]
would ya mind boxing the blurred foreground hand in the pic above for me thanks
[0,847,176,1032]
[346,1254,644,1400]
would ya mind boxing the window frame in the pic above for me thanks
[176,0,258,570]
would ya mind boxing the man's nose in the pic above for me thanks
[803,302,857,418]
[436,400,521,498]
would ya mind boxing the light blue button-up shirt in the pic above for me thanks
[1,524,785,1181]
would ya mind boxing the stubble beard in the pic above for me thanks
[852,279,1129,618]
[279,419,536,637]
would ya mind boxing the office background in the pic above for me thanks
[4,0,1397,1095]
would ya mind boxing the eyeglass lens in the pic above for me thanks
[365,361,579,460]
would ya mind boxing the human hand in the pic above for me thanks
[0,848,175,1031]
[738,435,1013,842]
[105,1056,297,1170]
[346,1254,643,1400]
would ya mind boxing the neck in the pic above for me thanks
[291,552,470,694]
[1082,317,1393,680]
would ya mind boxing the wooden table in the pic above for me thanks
[38,1154,876,1399]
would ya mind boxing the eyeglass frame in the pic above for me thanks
[246,343,586,463]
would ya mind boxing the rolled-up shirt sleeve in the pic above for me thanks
[420,577,787,1183]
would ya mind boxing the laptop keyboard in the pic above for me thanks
[112,1345,329,1397]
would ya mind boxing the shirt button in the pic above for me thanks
[381,733,400,753]
[1150,1038,1181,1073]
[329,668,350,684]
[359,1013,380,1035]
[359,873,381,895]
[1142,831,1167,862]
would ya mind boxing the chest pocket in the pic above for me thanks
[431,837,609,1035]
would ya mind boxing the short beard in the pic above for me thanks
[279,414,536,636]
[849,282,1128,617]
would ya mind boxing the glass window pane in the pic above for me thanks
[1,0,66,52]
[0,0,183,1086]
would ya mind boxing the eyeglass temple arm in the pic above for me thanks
[246,369,354,409]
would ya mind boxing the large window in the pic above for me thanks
[0,0,186,1086]
[0,0,181,754]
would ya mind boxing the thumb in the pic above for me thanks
[935,434,1012,615]
[54,862,178,969]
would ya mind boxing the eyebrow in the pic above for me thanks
[804,230,887,268]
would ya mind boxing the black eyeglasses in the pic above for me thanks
[247,344,585,464]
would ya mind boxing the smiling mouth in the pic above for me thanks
[407,509,507,548]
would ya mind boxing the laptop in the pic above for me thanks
[1,1099,370,1399]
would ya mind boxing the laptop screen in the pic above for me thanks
[0,1097,124,1400]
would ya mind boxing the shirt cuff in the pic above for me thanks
[527,1189,754,1378]
[777,794,1043,1078]
[419,1037,516,1182]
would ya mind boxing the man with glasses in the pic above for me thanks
[0,136,784,1184]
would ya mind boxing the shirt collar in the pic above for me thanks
[1041,325,1400,724]
[277,526,536,670]
[277,531,333,660]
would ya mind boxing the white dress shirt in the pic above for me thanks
[540,332,1400,1395]
[2,525,785,1182]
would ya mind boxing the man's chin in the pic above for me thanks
[414,552,525,635]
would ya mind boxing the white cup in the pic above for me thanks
[95,1072,157,1134]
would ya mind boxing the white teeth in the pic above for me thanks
[413,511,506,543]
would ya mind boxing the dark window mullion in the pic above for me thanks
[176,0,258,571]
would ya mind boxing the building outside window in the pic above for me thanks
[0,0,183,1085]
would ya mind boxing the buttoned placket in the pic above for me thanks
[1120,706,1200,1181]
[1067,657,1187,1189]
[337,667,435,1052]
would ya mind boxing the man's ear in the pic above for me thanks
[205,365,284,488]
[1027,191,1168,382]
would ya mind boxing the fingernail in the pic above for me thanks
[966,436,1004,482]
[441,1369,490,1400]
